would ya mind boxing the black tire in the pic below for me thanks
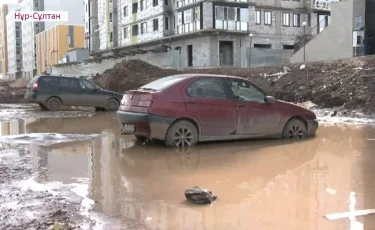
[38,103,48,111]
[46,97,61,112]
[282,118,307,140]
[165,120,198,147]
[105,99,119,111]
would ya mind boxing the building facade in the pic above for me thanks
[19,0,45,79]
[84,0,342,69]
[0,5,9,75]
[6,9,23,80]
[35,24,85,74]
[84,0,100,53]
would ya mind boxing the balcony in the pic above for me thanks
[311,0,341,11]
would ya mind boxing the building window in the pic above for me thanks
[153,18,158,31]
[282,12,290,26]
[141,22,147,34]
[164,0,168,5]
[264,11,271,25]
[86,4,87,12]
[124,27,128,38]
[123,6,128,17]
[132,3,138,14]
[255,10,261,25]
[165,16,169,30]
[293,13,300,27]
[109,12,113,22]
[132,24,139,36]
[140,0,144,11]
[153,0,158,7]
[109,32,113,42]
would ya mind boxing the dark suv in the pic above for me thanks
[24,75,122,111]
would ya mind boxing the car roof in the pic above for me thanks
[38,75,83,80]
[172,73,247,81]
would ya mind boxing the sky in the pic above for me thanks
[0,0,18,4]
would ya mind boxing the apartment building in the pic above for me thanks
[19,0,84,79]
[35,25,85,74]
[0,5,9,75]
[6,9,23,80]
[84,0,342,69]
[19,0,45,79]
[84,0,100,53]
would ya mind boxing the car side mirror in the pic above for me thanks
[265,96,276,104]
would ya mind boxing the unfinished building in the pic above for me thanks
[55,0,343,75]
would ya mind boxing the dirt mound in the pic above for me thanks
[94,56,375,114]
[0,79,26,103]
[94,59,178,93]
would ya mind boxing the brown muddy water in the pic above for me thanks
[1,113,375,230]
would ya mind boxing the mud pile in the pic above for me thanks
[94,56,375,114]
[94,59,178,92]
[0,79,26,104]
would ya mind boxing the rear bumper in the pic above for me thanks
[24,91,38,103]
[116,110,175,140]
[307,119,319,136]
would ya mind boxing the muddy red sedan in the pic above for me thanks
[116,74,318,147]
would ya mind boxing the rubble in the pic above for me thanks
[184,186,217,204]
[94,56,375,114]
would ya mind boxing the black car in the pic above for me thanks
[24,75,122,111]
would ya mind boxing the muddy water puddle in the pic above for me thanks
[1,113,375,230]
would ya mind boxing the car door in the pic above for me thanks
[182,77,237,137]
[226,78,282,136]
[58,78,82,106]
[80,79,105,107]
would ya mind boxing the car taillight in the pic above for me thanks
[32,82,38,91]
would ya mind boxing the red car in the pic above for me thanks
[116,74,318,147]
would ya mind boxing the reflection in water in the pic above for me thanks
[2,115,375,229]
[87,125,375,230]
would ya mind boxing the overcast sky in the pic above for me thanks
[0,0,18,4]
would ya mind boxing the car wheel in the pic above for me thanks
[105,99,119,111]
[46,97,61,112]
[38,103,48,111]
[282,118,307,140]
[165,120,198,147]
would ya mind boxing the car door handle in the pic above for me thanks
[237,104,246,108]
[187,100,197,104]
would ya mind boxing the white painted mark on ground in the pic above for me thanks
[324,192,375,230]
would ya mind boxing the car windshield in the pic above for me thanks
[138,75,188,91]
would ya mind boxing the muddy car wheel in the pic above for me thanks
[105,99,119,111]
[282,119,307,140]
[46,97,61,112]
[165,120,198,147]
[38,103,48,111]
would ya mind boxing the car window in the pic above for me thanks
[229,79,265,103]
[27,76,40,87]
[187,78,228,99]
[139,75,188,91]
[59,78,80,90]
[39,76,58,88]
[80,79,96,89]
